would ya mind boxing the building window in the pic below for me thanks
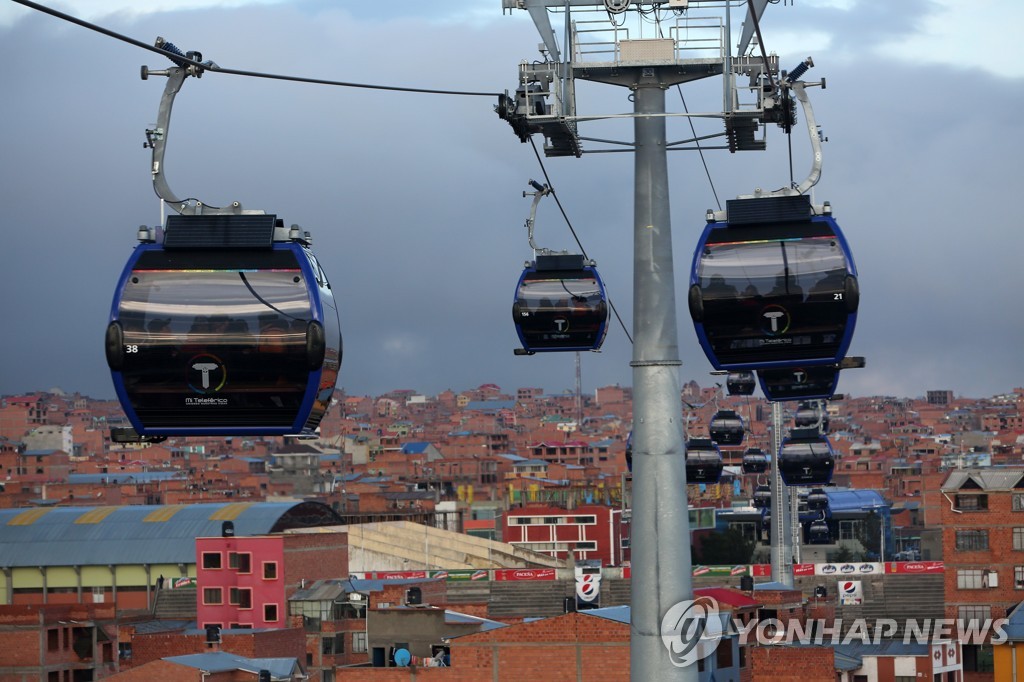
[1014,494,1024,511]
[203,588,223,605]
[353,631,367,653]
[958,605,992,624]
[263,562,278,580]
[1015,528,1024,551]
[228,552,252,573]
[838,520,859,541]
[201,552,222,569]
[47,628,60,651]
[264,604,279,622]
[1016,566,1024,589]
[955,530,989,551]
[963,644,995,673]
[229,588,252,609]
[954,495,988,511]
[957,569,985,590]
[322,635,345,655]
[716,641,734,668]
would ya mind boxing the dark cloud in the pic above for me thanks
[1,2,1020,402]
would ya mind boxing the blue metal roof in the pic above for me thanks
[582,604,631,625]
[164,652,299,679]
[0,501,341,567]
[465,400,515,413]
[401,442,431,454]
[826,489,887,512]
[1004,602,1024,640]
[444,610,508,633]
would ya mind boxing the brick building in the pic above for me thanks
[0,603,119,681]
[196,531,348,631]
[940,469,1024,678]
[501,503,624,566]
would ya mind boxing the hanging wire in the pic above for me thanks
[12,0,501,98]
[528,138,634,345]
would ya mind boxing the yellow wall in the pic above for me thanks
[994,642,1024,682]
[0,562,198,604]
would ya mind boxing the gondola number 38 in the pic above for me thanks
[125,345,139,353]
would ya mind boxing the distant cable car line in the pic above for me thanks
[13,0,502,98]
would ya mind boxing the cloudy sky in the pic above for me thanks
[1,0,1020,402]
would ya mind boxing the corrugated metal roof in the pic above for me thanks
[164,652,299,679]
[581,605,631,625]
[941,469,1024,491]
[825,489,887,512]
[0,501,340,567]
[444,610,508,633]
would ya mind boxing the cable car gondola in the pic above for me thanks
[795,400,830,432]
[778,428,835,486]
[807,518,832,544]
[752,484,771,509]
[807,487,829,511]
[104,42,342,439]
[685,438,723,484]
[106,215,342,437]
[513,253,609,353]
[709,409,745,446]
[741,448,769,474]
[726,371,756,396]
[688,194,858,371]
[758,365,841,403]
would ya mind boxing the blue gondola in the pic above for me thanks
[105,215,342,437]
[726,371,756,396]
[741,447,769,474]
[688,195,858,371]
[752,484,772,509]
[778,428,835,486]
[685,438,723,484]
[513,253,609,354]
[758,365,841,402]
[709,409,745,446]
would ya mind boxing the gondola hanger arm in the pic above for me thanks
[142,37,256,216]
[523,179,552,255]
